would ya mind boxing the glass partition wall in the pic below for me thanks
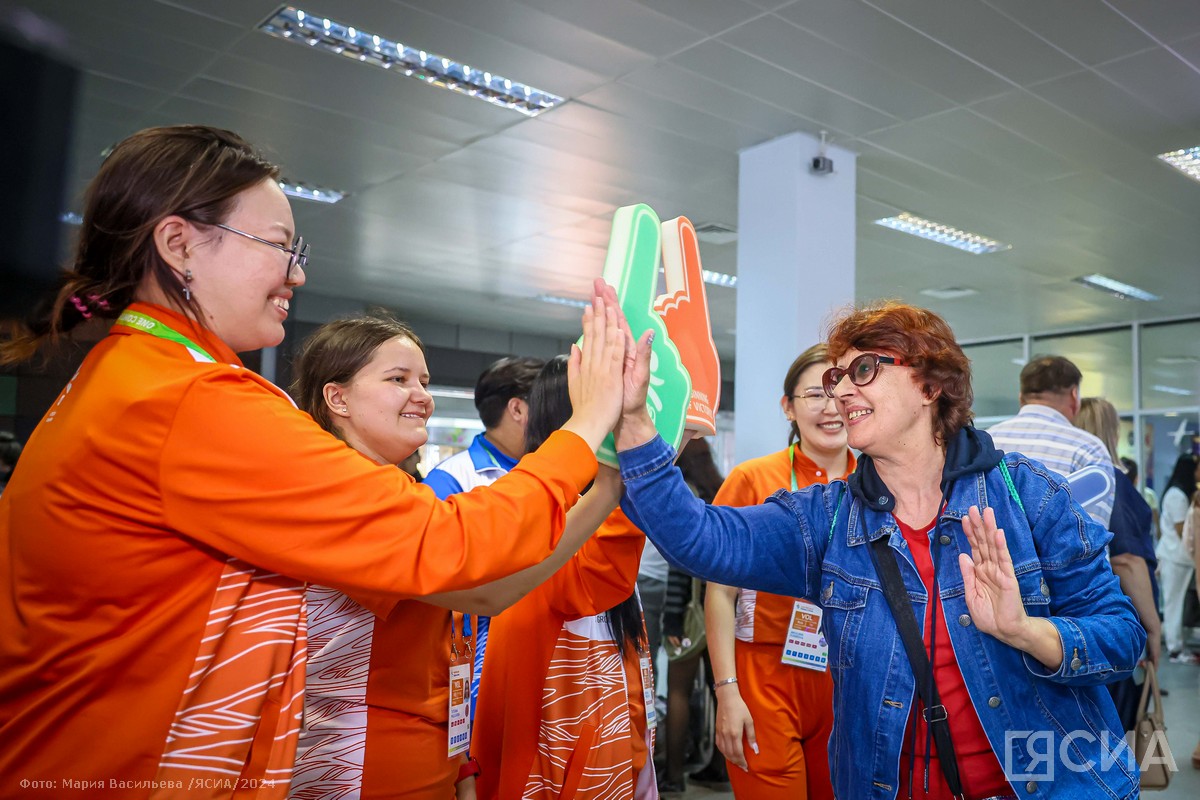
[963,317,1200,499]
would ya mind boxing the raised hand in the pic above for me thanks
[656,216,721,436]
[958,505,1026,642]
[562,294,628,454]
[587,204,691,465]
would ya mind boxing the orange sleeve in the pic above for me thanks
[713,466,761,509]
[158,370,596,611]
[545,508,646,619]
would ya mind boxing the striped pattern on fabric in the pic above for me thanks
[156,558,307,798]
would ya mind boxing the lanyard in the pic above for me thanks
[789,443,800,492]
[114,309,216,363]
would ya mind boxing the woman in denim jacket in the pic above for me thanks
[613,302,1143,800]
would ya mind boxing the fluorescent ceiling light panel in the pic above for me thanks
[701,270,737,288]
[279,180,344,204]
[919,286,978,300]
[874,212,1010,254]
[427,386,475,400]
[260,6,564,117]
[1073,274,1161,302]
[1151,384,1194,396]
[1157,146,1200,183]
[536,294,590,309]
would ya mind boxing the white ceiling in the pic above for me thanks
[28,0,1200,365]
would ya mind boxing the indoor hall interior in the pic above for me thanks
[3,0,1200,795]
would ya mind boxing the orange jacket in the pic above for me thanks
[0,303,595,798]
[472,509,647,800]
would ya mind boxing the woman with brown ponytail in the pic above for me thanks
[0,125,638,798]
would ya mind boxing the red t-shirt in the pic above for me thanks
[894,515,1012,800]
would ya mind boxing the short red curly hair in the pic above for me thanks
[825,301,974,446]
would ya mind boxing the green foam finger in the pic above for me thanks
[588,204,692,466]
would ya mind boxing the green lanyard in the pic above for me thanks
[114,309,216,363]
[789,443,800,492]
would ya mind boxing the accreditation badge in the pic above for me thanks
[447,660,471,758]
[781,599,828,671]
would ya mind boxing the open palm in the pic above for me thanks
[958,505,1027,642]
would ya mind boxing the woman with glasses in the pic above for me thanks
[0,125,638,795]
[613,302,1143,800]
[702,344,851,799]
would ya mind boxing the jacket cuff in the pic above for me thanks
[1022,617,1116,681]
[617,435,674,481]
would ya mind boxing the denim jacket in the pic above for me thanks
[618,429,1144,800]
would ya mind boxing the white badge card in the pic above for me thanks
[781,599,828,672]
[447,661,471,758]
[640,655,657,728]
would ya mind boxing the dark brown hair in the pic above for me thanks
[1019,356,1082,399]
[291,315,424,436]
[782,343,830,446]
[676,437,725,503]
[475,356,545,429]
[1,125,279,364]
[826,301,973,446]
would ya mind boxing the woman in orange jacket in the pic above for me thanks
[470,356,657,800]
[704,344,854,800]
[0,125,639,797]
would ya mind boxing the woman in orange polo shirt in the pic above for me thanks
[0,125,638,798]
[705,344,853,800]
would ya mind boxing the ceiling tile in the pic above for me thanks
[1095,47,1200,129]
[982,0,1153,65]
[1102,0,1200,45]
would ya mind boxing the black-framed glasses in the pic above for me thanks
[790,391,834,412]
[822,353,908,397]
[215,223,308,280]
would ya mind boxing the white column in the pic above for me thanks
[735,132,857,463]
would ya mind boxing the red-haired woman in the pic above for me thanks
[613,301,1144,799]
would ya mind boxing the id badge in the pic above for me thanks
[780,599,828,671]
[447,661,471,758]
[640,655,657,728]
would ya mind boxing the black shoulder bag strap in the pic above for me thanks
[868,535,965,798]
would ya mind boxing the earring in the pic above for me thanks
[183,268,193,302]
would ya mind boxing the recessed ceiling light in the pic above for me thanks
[1151,384,1194,396]
[1157,146,1200,183]
[279,180,345,204]
[694,222,737,246]
[535,294,590,309]
[919,286,978,300]
[259,6,565,117]
[874,213,1010,254]
[1073,274,1160,302]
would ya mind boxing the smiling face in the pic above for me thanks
[829,348,936,458]
[185,178,304,353]
[782,361,847,459]
[328,336,434,466]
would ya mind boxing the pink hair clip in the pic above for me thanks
[87,294,110,310]
[70,295,93,319]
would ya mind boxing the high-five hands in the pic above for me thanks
[561,291,633,454]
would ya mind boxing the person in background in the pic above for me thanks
[0,431,21,495]
[1121,456,1160,541]
[399,450,422,481]
[704,344,851,799]
[0,124,633,795]
[1158,453,1200,663]
[1074,397,1160,727]
[470,356,655,799]
[658,437,725,796]
[287,318,632,799]
[614,301,1144,799]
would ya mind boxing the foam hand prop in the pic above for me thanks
[591,204,691,466]
[656,216,721,436]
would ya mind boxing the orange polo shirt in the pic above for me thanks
[713,447,855,644]
[0,303,595,799]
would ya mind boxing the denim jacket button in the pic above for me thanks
[822,582,833,602]
[1026,780,1038,792]
[1040,579,1050,597]
[988,696,1000,708]
[1070,656,1082,670]
[957,614,971,627]
[939,534,951,545]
